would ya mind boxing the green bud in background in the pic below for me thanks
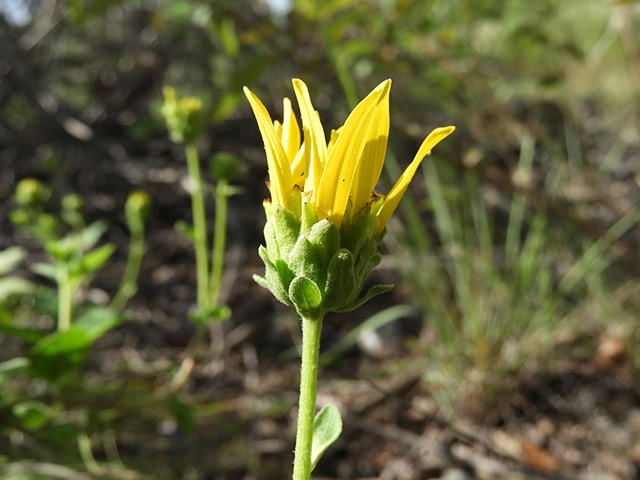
[125,189,152,231]
[61,193,83,212]
[9,208,30,227]
[161,86,206,144]
[209,152,241,182]
[61,193,84,230]
[14,178,49,206]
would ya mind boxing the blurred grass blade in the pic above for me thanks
[320,304,413,368]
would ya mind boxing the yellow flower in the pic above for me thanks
[244,79,454,236]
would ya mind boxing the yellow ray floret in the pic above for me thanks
[316,80,389,224]
[374,126,455,234]
[243,87,293,209]
[244,80,454,234]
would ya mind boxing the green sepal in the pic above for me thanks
[300,202,318,238]
[289,275,322,316]
[307,219,340,267]
[275,259,295,296]
[288,187,303,220]
[264,221,280,262]
[289,236,323,288]
[353,240,380,288]
[343,209,380,257]
[272,207,300,260]
[257,197,394,314]
[253,274,270,290]
[263,201,274,222]
[334,283,394,313]
[257,245,293,306]
[322,249,355,311]
[257,244,271,265]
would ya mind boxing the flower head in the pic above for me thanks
[246,79,454,316]
[245,79,454,235]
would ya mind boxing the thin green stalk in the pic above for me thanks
[77,430,100,474]
[110,223,145,313]
[292,312,324,480]
[57,264,72,332]
[209,178,228,307]
[185,141,210,308]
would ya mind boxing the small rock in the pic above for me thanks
[438,468,475,480]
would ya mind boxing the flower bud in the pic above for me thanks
[124,189,152,233]
[14,178,49,206]
[161,86,205,144]
[254,195,392,317]
[245,78,454,318]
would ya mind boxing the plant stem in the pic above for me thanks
[292,312,324,480]
[209,178,228,307]
[57,264,72,332]
[185,141,210,308]
[110,221,145,313]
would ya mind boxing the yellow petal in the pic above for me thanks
[244,87,293,208]
[317,79,391,224]
[351,80,391,215]
[292,79,327,198]
[273,119,283,138]
[281,97,301,164]
[327,127,342,154]
[375,126,455,234]
[290,142,307,189]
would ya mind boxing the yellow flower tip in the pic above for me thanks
[373,124,455,236]
[375,78,392,97]
[417,125,456,157]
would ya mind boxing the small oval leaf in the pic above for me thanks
[311,404,342,471]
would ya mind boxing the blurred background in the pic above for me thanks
[1,0,639,479]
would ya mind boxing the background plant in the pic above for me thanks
[0,0,638,478]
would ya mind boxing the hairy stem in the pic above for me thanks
[292,312,324,480]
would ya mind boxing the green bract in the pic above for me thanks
[254,195,392,317]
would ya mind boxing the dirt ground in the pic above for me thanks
[2,109,640,480]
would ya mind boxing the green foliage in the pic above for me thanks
[29,307,121,382]
[311,404,343,471]
[0,247,35,305]
[1,0,638,477]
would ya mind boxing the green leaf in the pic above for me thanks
[0,357,30,387]
[29,329,91,381]
[0,247,27,276]
[0,276,34,304]
[190,305,232,325]
[31,262,57,281]
[68,243,116,282]
[12,400,50,430]
[164,0,193,20]
[311,404,343,470]
[289,276,322,314]
[0,323,44,343]
[29,307,121,381]
[175,220,195,242]
[167,394,195,433]
[73,306,122,339]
